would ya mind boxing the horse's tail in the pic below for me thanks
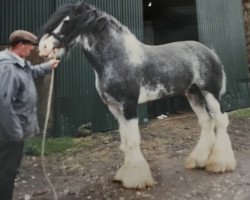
[210,48,227,100]
[219,69,227,98]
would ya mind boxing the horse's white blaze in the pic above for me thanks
[39,16,70,57]
[55,16,70,33]
[123,33,144,65]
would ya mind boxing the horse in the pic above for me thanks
[38,2,236,189]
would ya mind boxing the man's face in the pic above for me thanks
[18,43,35,58]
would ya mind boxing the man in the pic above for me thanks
[0,30,59,200]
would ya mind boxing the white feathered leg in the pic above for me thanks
[108,105,154,188]
[204,93,236,172]
[114,118,154,188]
[185,93,215,169]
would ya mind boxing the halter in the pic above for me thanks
[48,31,69,51]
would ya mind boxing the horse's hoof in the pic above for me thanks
[206,160,236,172]
[185,149,210,169]
[205,149,236,173]
[185,155,196,169]
[114,162,154,189]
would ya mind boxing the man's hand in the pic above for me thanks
[49,59,60,69]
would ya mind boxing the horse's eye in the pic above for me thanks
[61,21,70,34]
[64,20,70,25]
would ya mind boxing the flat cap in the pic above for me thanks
[9,30,37,45]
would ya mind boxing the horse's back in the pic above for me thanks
[144,41,219,63]
[141,41,224,98]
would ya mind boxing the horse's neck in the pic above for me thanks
[77,30,112,73]
[78,18,143,73]
[79,25,127,56]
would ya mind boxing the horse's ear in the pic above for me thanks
[75,1,86,15]
[78,1,86,7]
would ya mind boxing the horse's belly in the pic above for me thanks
[138,84,173,104]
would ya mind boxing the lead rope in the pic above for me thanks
[41,69,58,200]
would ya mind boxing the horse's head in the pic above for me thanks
[39,2,108,58]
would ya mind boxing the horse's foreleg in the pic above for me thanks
[108,105,154,189]
[115,118,154,188]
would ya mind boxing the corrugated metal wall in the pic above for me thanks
[55,0,148,135]
[1,0,249,136]
[0,0,147,136]
[0,0,55,44]
[196,0,250,110]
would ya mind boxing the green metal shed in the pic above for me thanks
[0,0,55,44]
[1,0,249,136]
[196,0,250,110]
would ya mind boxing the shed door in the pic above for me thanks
[196,0,250,110]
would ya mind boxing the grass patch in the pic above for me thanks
[229,108,250,118]
[24,136,93,156]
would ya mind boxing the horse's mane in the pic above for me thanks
[38,4,76,38]
[39,2,127,40]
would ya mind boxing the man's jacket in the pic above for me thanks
[0,49,52,142]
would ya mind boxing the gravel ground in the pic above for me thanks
[14,111,250,200]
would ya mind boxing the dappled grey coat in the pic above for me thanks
[0,49,52,142]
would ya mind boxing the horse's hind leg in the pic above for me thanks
[202,92,236,172]
[185,87,216,169]
[108,104,154,189]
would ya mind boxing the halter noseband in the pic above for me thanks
[48,31,69,51]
